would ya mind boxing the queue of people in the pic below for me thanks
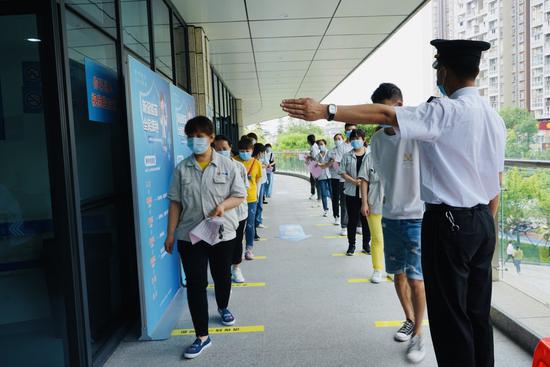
[282,38,505,367]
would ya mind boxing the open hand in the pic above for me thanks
[281,98,326,121]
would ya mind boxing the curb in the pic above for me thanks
[491,304,541,354]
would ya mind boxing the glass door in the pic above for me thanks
[0,1,89,366]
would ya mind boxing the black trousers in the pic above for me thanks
[309,174,316,195]
[330,179,341,218]
[422,206,496,367]
[178,239,234,337]
[345,195,371,250]
[232,219,246,265]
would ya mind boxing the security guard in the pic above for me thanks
[281,39,506,366]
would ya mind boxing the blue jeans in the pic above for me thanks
[266,171,274,198]
[255,183,266,227]
[318,179,331,211]
[382,218,423,280]
[245,202,257,250]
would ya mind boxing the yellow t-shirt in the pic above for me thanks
[235,157,262,203]
[198,161,210,171]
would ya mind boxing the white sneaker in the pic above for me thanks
[356,227,362,235]
[333,217,340,225]
[406,335,426,363]
[232,266,245,283]
[339,228,347,236]
[257,223,265,229]
[309,194,316,200]
[370,270,383,284]
[323,210,329,217]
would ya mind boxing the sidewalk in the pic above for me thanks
[105,175,532,367]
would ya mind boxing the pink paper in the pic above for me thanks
[308,161,323,179]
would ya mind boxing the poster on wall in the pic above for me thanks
[169,84,195,166]
[84,58,118,123]
[126,55,183,341]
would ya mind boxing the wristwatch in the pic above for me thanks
[327,104,337,121]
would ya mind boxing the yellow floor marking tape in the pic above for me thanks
[258,238,268,242]
[347,277,393,283]
[315,223,332,227]
[332,252,367,257]
[172,325,265,336]
[375,320,429,328]
[208,282,266,288]
[324,235,362,239]
[254,255,267,260]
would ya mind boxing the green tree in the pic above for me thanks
[274,122,325,151]
[244,123,266,143]
[501,168,539,233]
[499,107,538,158]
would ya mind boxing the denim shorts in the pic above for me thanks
[382,218,423,280]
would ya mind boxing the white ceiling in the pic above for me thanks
[173,0,428,125]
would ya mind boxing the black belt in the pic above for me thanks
[425,203,489,212]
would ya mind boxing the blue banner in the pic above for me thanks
[85,58,118,123]
[127,55,181,340]
[169,84,195,165]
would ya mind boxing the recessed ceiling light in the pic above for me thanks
[26,38,41,42]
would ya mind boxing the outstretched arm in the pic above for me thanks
[281,98,398,126]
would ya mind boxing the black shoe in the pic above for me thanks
[346,245,356,256]
[254,235,260,241]
[263,200,268,204]
[362,246,371,255]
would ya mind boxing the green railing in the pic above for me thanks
[273,151,309,177]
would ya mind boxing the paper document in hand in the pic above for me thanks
[307,161,322,179]
[189,216,225,245]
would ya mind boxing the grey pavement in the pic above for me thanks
[105,175,533,367]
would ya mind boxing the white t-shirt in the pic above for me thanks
[395,87,506,207]
[370,129,424,219]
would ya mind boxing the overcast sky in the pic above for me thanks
[322,2,435,107]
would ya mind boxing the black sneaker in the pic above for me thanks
[346,245,356,256]
[254,234,260,241]
[395,319,415,342]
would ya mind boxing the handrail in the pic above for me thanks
[504,159,550,168]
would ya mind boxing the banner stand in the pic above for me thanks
[140,287,186,341]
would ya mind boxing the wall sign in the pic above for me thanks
[169,84,195,165]
[85,58,118,123]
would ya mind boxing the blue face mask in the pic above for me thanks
[351,140,363,150]
[218,150,231,158]
[319,145,327,152]
[437,84,447,96]
[239,152,252,161]
[188,137,210,155]
[345,131,352,139]
[335,140,344,147]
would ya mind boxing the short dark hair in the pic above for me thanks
[371,83,403,104]
[317,139,327,145]
[265,143,272,148]
[253,143,266,157]
[247,132,258,141]
[334,133,344,140]
[185,116,214,136]
[344,123,357,130]
[238,136,254,150]
[307,134,316,144]
[349,129,366,140]
[215,135,231,146]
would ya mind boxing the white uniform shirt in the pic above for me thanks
[395,87,506,207]
[310,143,320,159]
